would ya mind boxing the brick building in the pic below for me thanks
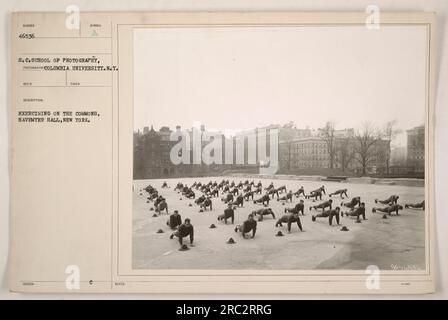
[279,129,390,175]
[133,126,180,179]
[407,126,425,173]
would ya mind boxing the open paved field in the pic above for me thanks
[133,177,425,270]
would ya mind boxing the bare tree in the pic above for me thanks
[335,136,356,172]
[318,121,336,169]
[382,120,402,174]
[281,141,293,172]
[354,122,381,175]
[281,121,297,172]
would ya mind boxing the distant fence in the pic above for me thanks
[135,166,424,181]
[278,168,424,180]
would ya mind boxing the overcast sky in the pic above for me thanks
[134,25,427,146]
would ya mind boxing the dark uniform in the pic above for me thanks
[307,190,324,201]
[253,194,270,205]
[186,190,195,199]
[277,191,293,202]
[167,213,182,230]
[344,206,366,220]
[372,204,403,215]
[195,195,205,205]
[201,198,213,211]
[244,191,255,201]
[375,195,399,205]
[172,223,194,245]
[223,193,234,203]
[218,207,235,224]
[308,186,326,197]
[253,208,276,221]
[313,208,340,226]
[293,187,305,197]
[275,214,303,232]
[329,189,348,198]
[285,202,305,215]
[156,200,168,214]
[232,195,244,207]
[310,200,332,211]
[341,197,361,209]
[405,200,425,210]
[236,219,257,238]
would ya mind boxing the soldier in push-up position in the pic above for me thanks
[405,200,425,210]
[284,200,305,216]
[329,188,348,199]
[375,195,399,205]
[311,207,341,226]
[275,212,303,233]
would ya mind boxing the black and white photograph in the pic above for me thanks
[132,25,427,270]
[5,5,448,297]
